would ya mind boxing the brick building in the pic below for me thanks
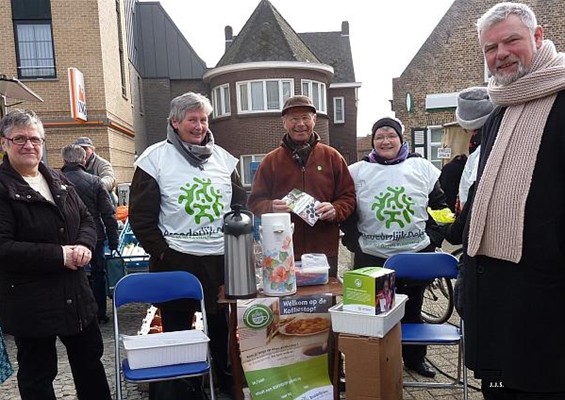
[137,0,359,188]
[1,0,358,186]
[392,0,565,168]
[0,0,138,183]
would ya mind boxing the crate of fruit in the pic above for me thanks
[117,219,149,272]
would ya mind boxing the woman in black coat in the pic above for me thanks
[0,109,111,400]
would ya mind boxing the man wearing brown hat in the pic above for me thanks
[248,95,355,277]
[74,137,116,194]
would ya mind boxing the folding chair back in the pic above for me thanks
[113,271,215,400]
[383,252,458,281]
[384,252,468,400]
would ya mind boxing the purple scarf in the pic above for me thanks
[367,142,409,165]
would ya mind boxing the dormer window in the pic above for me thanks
[236,79,293,114]
[301,80,327,114]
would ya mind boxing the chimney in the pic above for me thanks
[225,26,233,50]
[341,21,349,37]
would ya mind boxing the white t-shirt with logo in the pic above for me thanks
[348,157,440,258]
[135,141,238,255]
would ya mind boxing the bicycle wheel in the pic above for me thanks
[421,277,454,324]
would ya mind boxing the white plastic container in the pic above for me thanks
[296,253,330,286]
[122,330,209,369]
[260,213,297,296]
[329,294,408,338]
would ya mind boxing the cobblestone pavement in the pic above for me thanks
[2,243,483,399]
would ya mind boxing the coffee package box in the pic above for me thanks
[343,267,396,315]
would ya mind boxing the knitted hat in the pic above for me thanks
[371,117,404,144]
[455,87,494,130]
[281,95,316,116]
[74,137,94,148]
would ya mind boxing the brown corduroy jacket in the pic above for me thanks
[248,140,356,259]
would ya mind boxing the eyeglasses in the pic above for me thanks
[4,135,45,146]
[374,134,400,142]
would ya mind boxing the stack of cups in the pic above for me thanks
[260,213,297,296]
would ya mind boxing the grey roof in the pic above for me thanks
[299,31,355,83]
[216,0,321,66]
[136,2,207,79]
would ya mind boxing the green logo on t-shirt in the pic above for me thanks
[371,186,415,228]
[178,177,224,224]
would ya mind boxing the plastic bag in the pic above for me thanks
[427,207,456,224]
[0,327,13,384]
[106,250,126,297]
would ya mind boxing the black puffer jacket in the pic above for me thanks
[62,162,119,249]
[0,158,97,337]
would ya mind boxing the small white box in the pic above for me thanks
[329,294,408,338]
[122,330,209,369]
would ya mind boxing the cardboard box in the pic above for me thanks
[343,267,396,315]
[338,324,402,400]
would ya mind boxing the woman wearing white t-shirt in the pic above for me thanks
[342,117,448,378]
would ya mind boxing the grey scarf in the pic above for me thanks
[166,123,214,170]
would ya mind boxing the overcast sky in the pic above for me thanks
[145,0,456,136]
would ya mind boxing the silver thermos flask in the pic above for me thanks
[223,205,257,299]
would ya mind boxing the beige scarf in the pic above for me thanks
[468,40,565,263]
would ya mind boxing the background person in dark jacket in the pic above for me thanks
[61,144,119,324]
[0,109,111,400]
[438,154,467,213]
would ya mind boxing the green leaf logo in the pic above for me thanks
[371,186,415,229]
[178,177,224,224]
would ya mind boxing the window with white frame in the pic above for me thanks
[12,0,56,79]
[301,80,327,113]
[428,126,443,170]
[237,79,293,114]
[211,84,231,118]
[240,154,266,186]
[333,97,344,123]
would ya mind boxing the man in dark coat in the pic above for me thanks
[462,3,565,399]
[61,144,119,323]
[439,154,467,213]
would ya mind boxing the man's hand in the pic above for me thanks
[272,199,291,213]
[315,202,336,222]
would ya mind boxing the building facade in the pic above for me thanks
[0,0,137,183]
[1,0,358,187]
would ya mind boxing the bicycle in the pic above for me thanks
[420,247,462,324]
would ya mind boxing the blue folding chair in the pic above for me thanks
[384,252,468,400]
[113,271,215,400]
